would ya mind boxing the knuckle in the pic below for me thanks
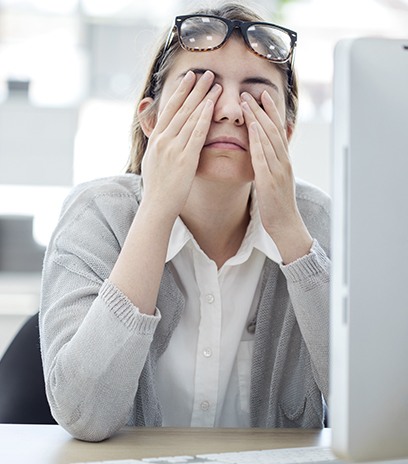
[179,103,193,115]
[192,128,206,139]
[166,98,180,113]
[269,124,280,137]
[279,163,292,181]
[155,137,169,153]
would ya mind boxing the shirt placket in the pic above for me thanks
[190,250,222,427]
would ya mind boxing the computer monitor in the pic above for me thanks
[330,37,408,462]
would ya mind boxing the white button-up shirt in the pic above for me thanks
[155,192,282,427]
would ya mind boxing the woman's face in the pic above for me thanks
[157,37,288,185]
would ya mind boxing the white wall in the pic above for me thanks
[291,120,331,195]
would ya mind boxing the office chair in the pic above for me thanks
[0,312,56,424]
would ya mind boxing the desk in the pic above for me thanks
[0,425,331,464]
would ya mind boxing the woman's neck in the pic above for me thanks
[180,179,252,268]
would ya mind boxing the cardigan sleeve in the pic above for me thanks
[39,178,161,442]
[279,180,331,402]
[280,239,330,402]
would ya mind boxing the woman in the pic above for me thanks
[39,2,330,442]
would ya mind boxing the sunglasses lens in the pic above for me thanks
[246,24,292,62]
[179,16,228,51]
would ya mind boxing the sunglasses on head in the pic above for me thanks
[159,14,297,89]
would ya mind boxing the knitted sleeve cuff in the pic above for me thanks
[280,239,330,283]
[99,279,161,334]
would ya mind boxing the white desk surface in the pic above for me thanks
[0,424,332,464]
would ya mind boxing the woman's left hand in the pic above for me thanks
[241,90,313,264]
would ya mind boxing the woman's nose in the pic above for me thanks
[212,90,245,126]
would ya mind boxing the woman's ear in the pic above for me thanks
[286,123,294,142]
[138,97,157,137]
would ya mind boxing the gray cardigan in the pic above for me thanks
[39,174,331,442]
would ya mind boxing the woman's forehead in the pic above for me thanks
[167,38,283,86]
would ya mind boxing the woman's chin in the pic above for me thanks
[195,167,254,185]
[196,151,254,184]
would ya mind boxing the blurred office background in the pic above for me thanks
[1,0,407,356]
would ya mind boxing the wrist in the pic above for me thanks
[138,196,179,230]
[268,220,313,265]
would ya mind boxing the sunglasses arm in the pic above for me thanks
[163,25,177,55]
[288,45,297,91]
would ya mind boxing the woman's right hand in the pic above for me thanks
[141,70,222,220]
[110,71,221,315]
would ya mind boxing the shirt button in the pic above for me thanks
[247,320,256,334]
[206,294,215,304]
[200,401,210,411]
[203,347,212,358]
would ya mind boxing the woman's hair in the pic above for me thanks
[127,2,299,175]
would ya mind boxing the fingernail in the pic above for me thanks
[250,121,259,134]
[211,83,221,92]
[262,90,273,101]
[205,99,214,109]
[184,70,194,81]
[241,92,251,102]
[241,101,250,111]
[203,70,214,80]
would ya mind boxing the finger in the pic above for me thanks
[242,100,278,165]
[261,90,289,151]
[248,121,271,185]
[241,92,288,159]
[241,92,286,150]
[183,99,215,157]
[176,83,221,149]
[154,70,197,133]
[167,71,217,137]
[243,105,280,174]
[159,71,216,137]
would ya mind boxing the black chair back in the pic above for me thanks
[0,313,56,424]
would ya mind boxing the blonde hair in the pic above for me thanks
[127,2,299,175]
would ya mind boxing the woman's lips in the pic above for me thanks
[204,137,247,151]
[205,142,245,151]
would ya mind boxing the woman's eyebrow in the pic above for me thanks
[243,77,279,93]
[179,68,280,93]
[178,68,215,79]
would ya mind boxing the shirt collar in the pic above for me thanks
[166,216,193,263]
[231,186,282,265]
[165,185,282,265]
